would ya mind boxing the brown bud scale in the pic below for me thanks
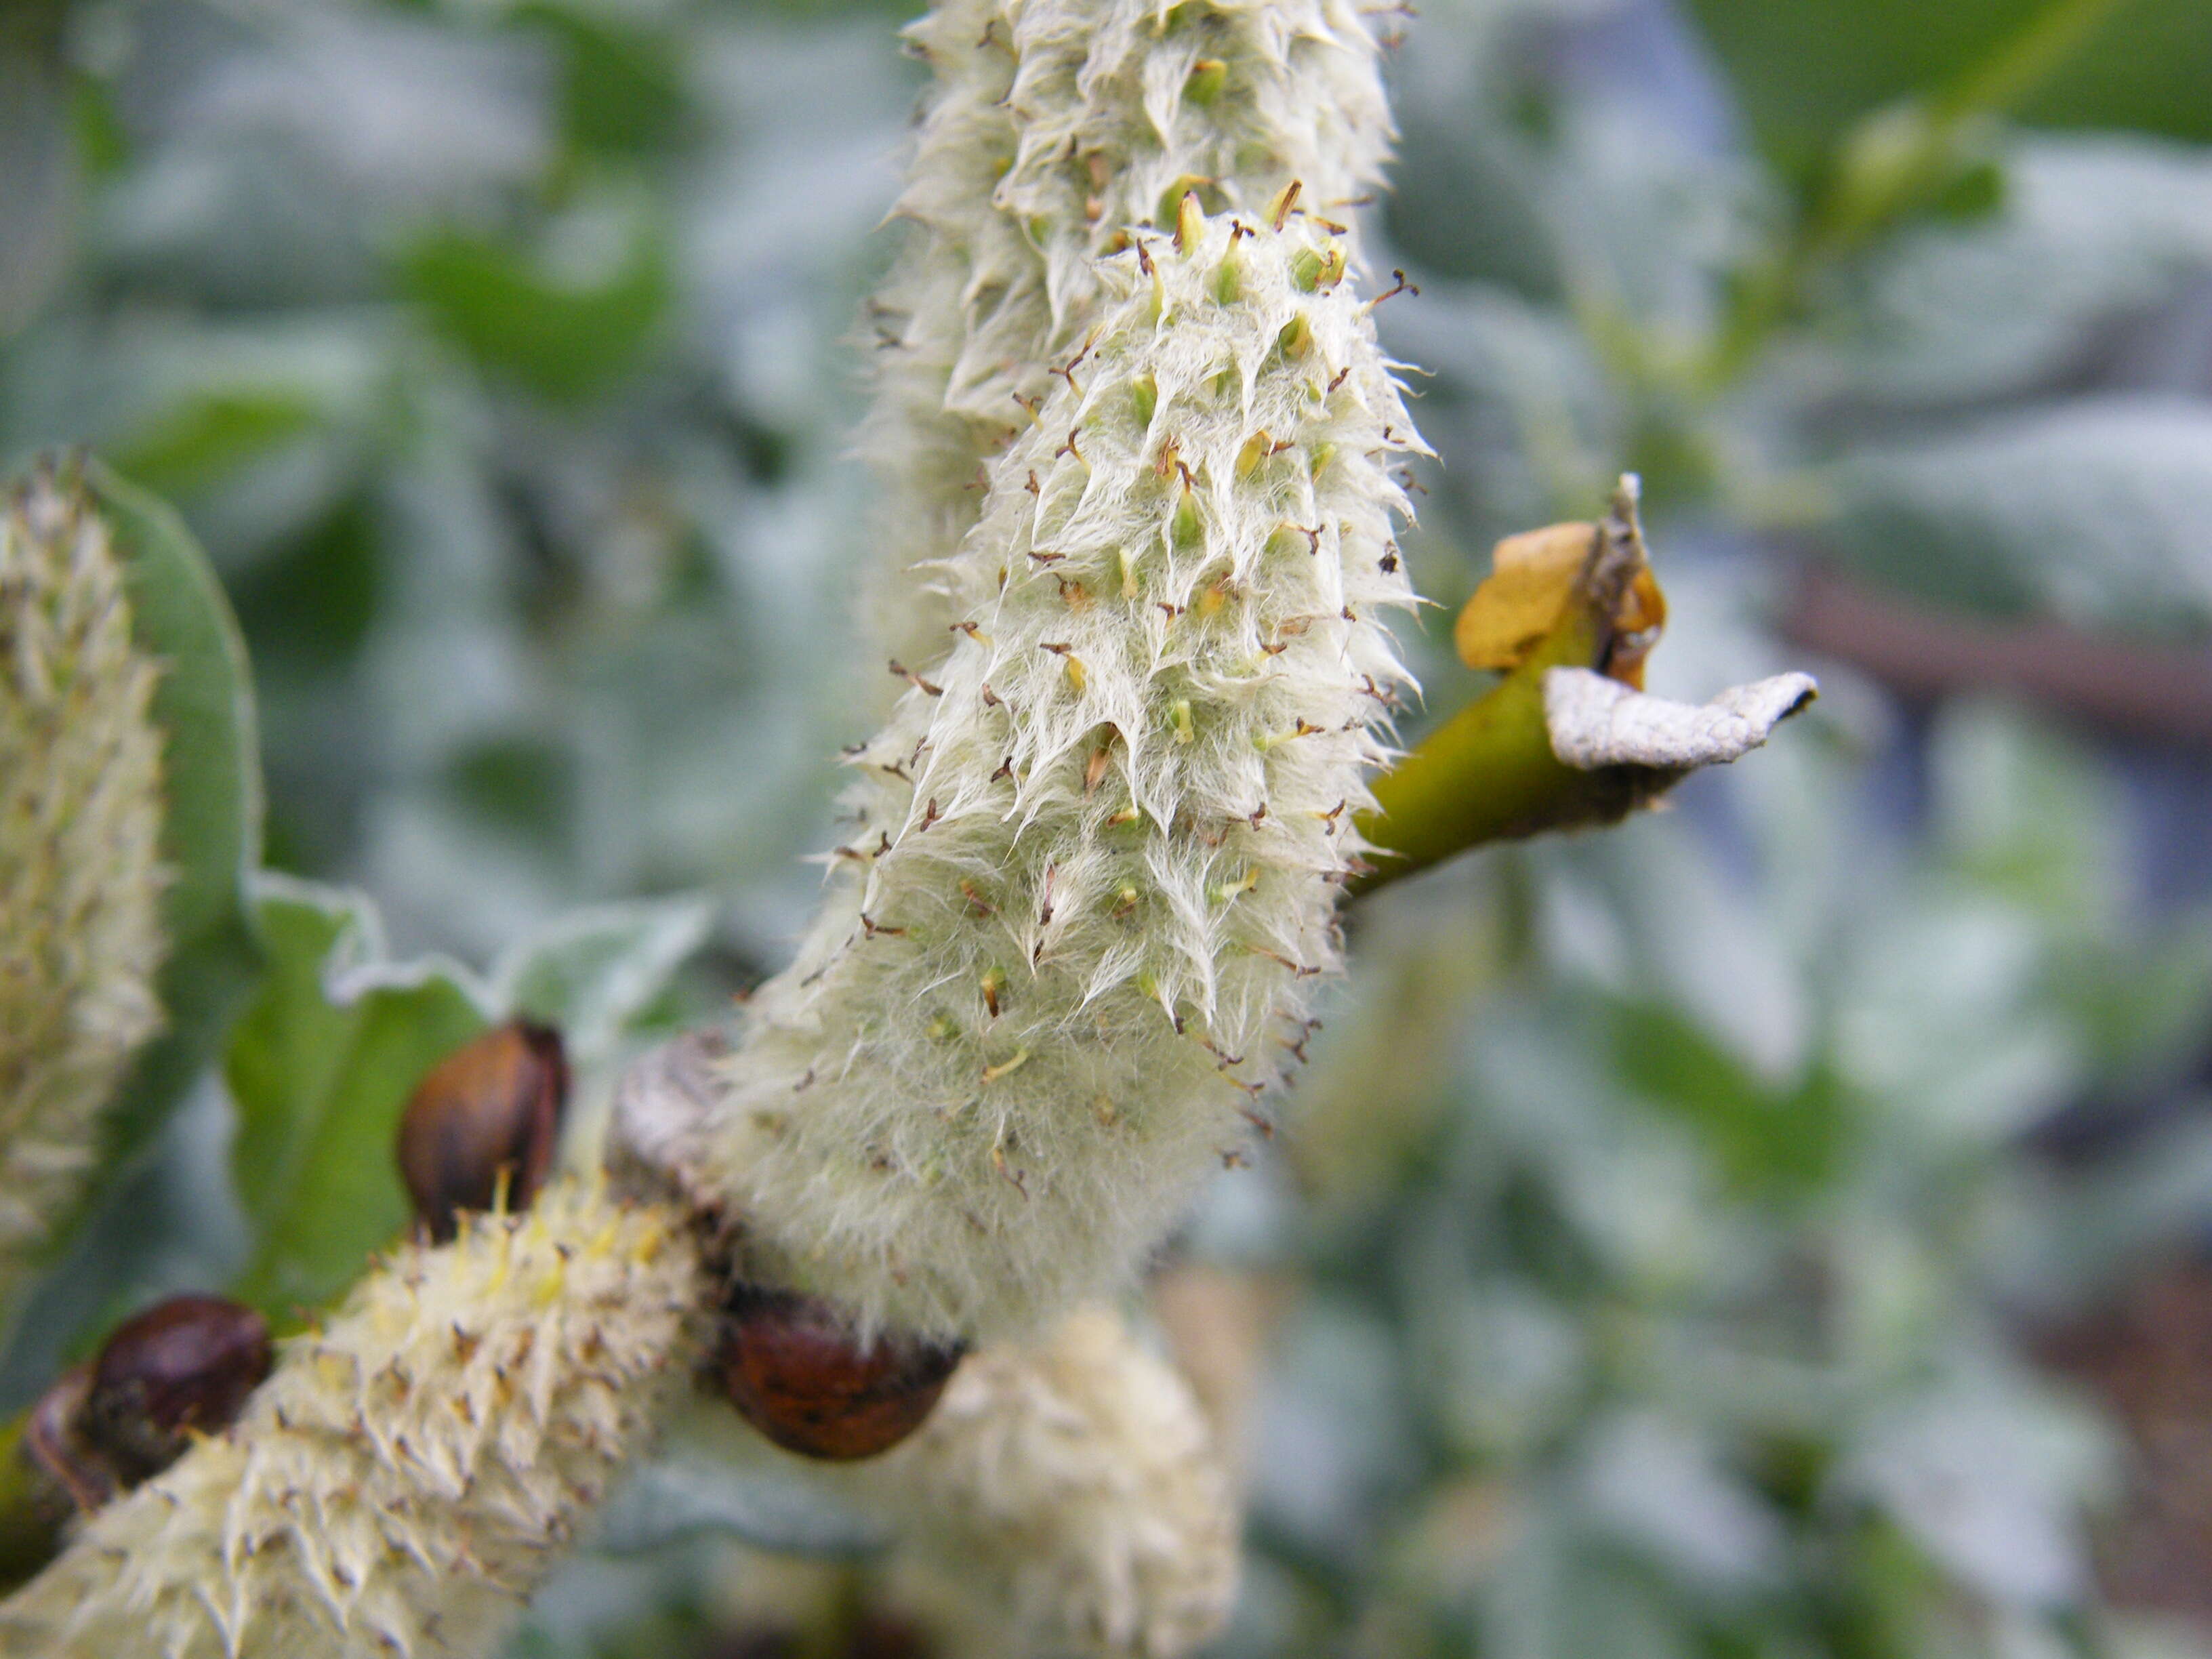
[397,1020,568,1244]
[23,1294,276,1504]
[717,1285,963,1461]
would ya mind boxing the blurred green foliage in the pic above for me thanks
[1224,702,2212,1658]
[398,213,673,403]
[1685,0,2212,183]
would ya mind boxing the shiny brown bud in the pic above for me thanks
[717,1285,963,1461]
[396,1020,568,1244]
[81,1294,272,1486]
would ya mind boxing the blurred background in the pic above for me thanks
[5,0,2212,1652]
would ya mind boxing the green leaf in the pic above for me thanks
[1684,0,2212,189]
[109,390,325,501]
[489,896,715,1066]
[516,4,694,160]
[398,209,671,403]
[1927,701,2112,921]
[2016,0,2212,147]
[222,878,713,1319]
[1926,705,2212,1080]
[1609,1002,1846,1197]
[1825,396,2212,635]
[1830,890,2084,1149]
[224,876,491,1319]
[1574,1411,1787,1594]
[1839,1385,2109,1608]
[85,464,266,1171]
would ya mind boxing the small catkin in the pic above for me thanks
[871,1307,1240,1658]
[0,467,166,1322]
[619,205,1422,1342]
[863,0,1395,666]
[0,1181,705,1659]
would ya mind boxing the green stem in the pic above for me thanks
[1355,484,1660,895]
[1353,617,1605,891]
[1936,0,2133,123]
[1701,0,2136,391]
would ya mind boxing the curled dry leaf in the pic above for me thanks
[1544,668,1820,773]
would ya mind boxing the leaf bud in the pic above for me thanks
[717,1285,964,1462]
[54,1294,273,1493]
[396,1019,568,1244]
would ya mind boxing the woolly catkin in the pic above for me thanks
[863,0,1395,666]
[0,468,165,1324]
[621,204,1423,1342]
[872,1307,1239,1658]
[0,1181,705,1659]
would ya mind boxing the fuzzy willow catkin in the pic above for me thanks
[863,0,1393,666]
[0,1181,705,1659]
[0,468,166,1322]
[621,203,1422,1342]
[871,1307,1239,1658]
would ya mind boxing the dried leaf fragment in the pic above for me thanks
[1543,668,1820,773]
[1452,522,1594,670]
[1452,510,1667,688]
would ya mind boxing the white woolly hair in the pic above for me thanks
[870,1306,1240,1658]
[863,0,1395,668]
[0,470,166,1326]
[621,205,1424,1341]
[0,1181,704,1659]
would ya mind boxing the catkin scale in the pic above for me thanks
[83,1294,274,1487]
[22,1295,274,1514]
[622,207,1422,1343]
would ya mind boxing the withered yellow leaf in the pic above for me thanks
[1453,521,1596,670]
[1452,517,1670,688]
